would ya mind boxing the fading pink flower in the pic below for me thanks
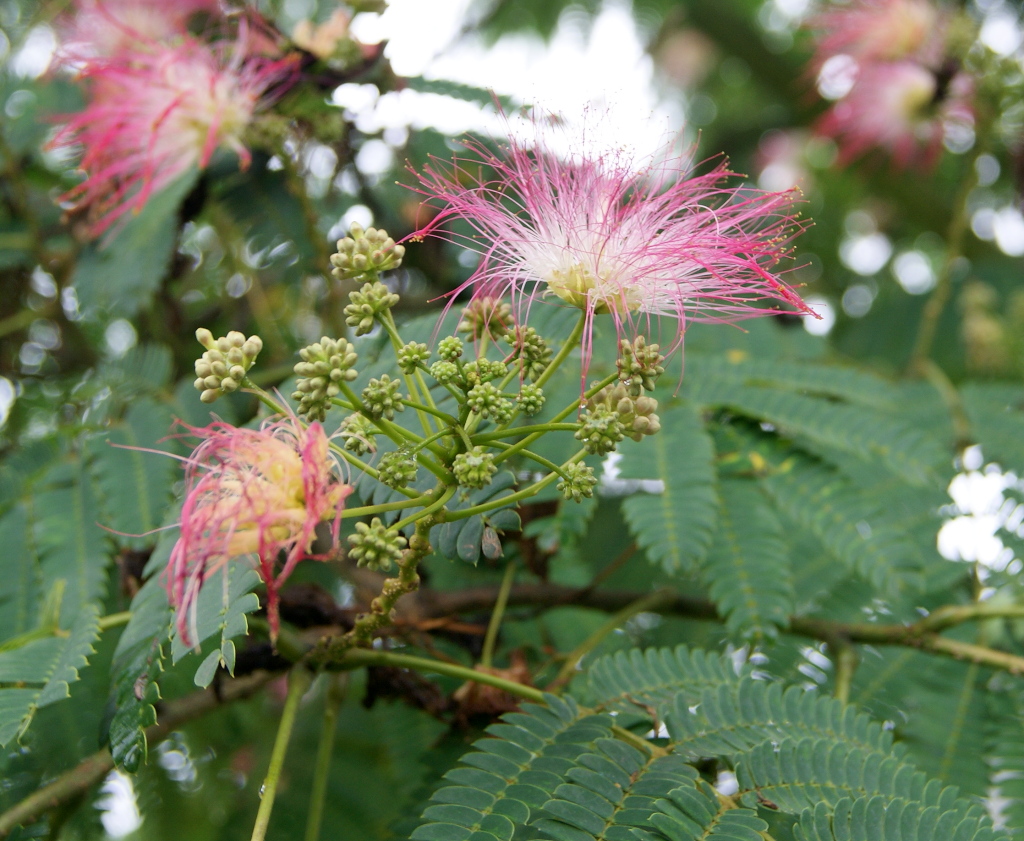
[59,0,222,59]
[51,35,295,236]
[410,125,813,370]
[818,61,972,168]
[169,417,351,646]
[809,0,944,67]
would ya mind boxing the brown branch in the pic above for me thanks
[0,671,276,838]
[416,583,1024,674]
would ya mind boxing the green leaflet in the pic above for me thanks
[586,645,744,724]
[534,748,699,841]
[796,796,1008,841]
[0,604,100,746]
[684,353,903,412]
[650,782,767,841]
[761,455,928,589]
[412,696,608,841]
[106,569,172,772]
[619,399,718,573]
[31,455,109,625]
[170,561,262,686]
[701,479,793,641]
[735,738,994,830]
[429,645,1007,841]
[684,376,947,485]
[90,398,176,548]
[961,383,1024,472]
[71,169,199,318]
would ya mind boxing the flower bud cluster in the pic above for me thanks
[361,375,404,420]
[588,382,661,442]
[575,404,626,455]
[467,382,514,423]
[452,446,497,489]
[617,337,665,396]
[344,281,400,336]
[558,462,599,502]
[462,358,508,388]
[516,383,545,416]
[292,337,358,422]
[397,342,430,374]
[339,413,376,455]
[505,326,552,380]
[348,517,407,571]
[331,223,405,282]
[429,360,459,385]
[437,336,464,361]
[193,328,263,404]
[377,450,418,489]
[458,297,513,338]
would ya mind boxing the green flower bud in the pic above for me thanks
[463,358,508,386]
[344,281,401,336]
[193,329,263,403]
[587,383,660,442]
[361,375,405,420]
[516,383,546,416]
[505,326,552,380]
[575,404,626,455]
[558,462,599,503]
[397,341,430,374]
[437,336,464,361]
[457,297,513,338]
[331,222,405,282]
[339,413,377,455]
[347,517,407,571]
[466,382,513,423]
[617,336,665,396]
[377,450,418,489]
[292,336,359,422]
[429,360,460,385]
[452,446,497,490]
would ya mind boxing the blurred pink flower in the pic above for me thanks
[809,0,944,66]
[410,126,813,368]
[51,35,295,236]
[818,61,972,168]
[60,0,222,58]
[169,418,351,645]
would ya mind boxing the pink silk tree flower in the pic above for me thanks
[168,418,351,646]
[59,0,222,58]
[808,0,944,67]
[51,35,295,236]
[410,128,813,368]
[817,61,972,168]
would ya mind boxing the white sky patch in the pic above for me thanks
[11,25,55,79]
[892,250,936,295]
[350,0,680,158]
[993,206,1024,256]
[96,770,142,837]
[803,295,834,335]
[839,232,893,276]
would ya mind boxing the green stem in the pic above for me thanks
[906,145,984,376]
[338,649,546,702]
[402,398,459,426]
[492,373,617,467]
[472,423,581,442]
[481,562,517,669]
[391,484,457,532]
[327,442,420,499]
[445,455,584,522]
[833,643,857,705]
[487,440,571,478]
[548,590,674,691]
[342,493,434,520]
[97,611,132,631]
[304,675,346,841]
[533,312,585,389]
[250,667,312,841]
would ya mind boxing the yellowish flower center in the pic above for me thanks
[546,263,644,315]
